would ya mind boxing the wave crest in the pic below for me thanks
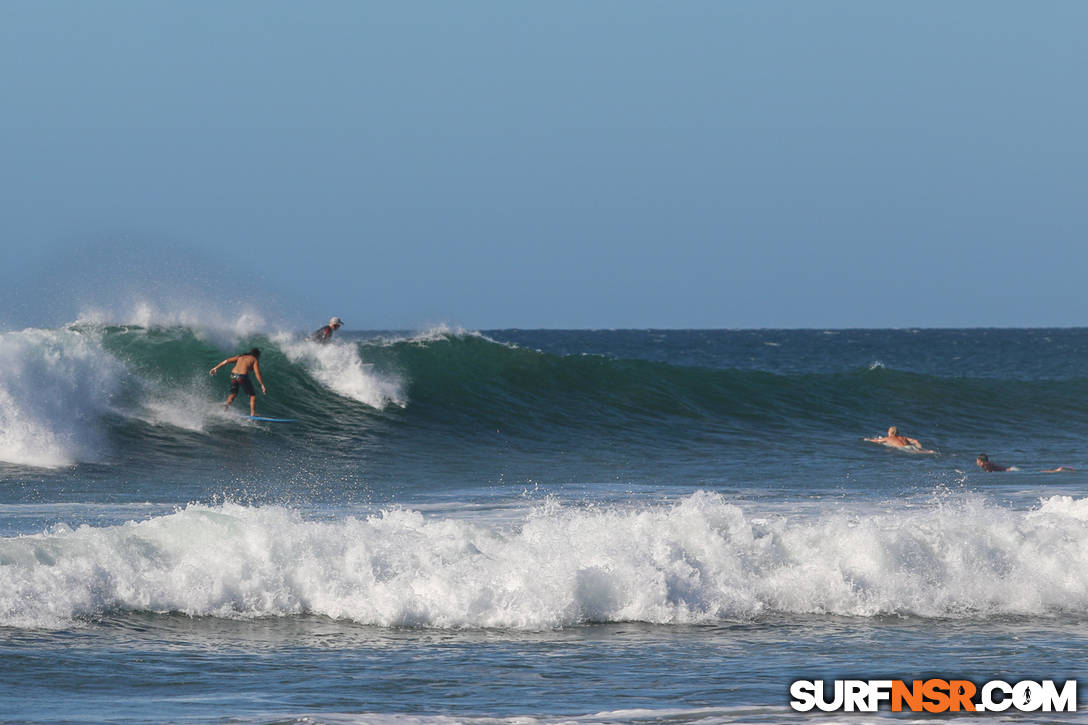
[276,334,406,409]
[0,328,125,467]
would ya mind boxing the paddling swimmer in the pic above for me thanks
[977,453,1074,473]
[865,426,935,453]
[210,348,266,416]
[975,453,1008,472]
[311,317,344,343]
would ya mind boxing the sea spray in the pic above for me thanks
[0,328,126,467]
[275,333,406,409]
[77,302,268,351]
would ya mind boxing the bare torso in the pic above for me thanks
[865,431,934,453]
[231,355,259,374]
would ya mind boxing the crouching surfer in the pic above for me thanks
[210,348,266,416]
[311,317,344,343]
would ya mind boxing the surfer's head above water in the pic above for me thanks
[976,453,1008,472]
[864,426,935,454]
[249,348,261,359]
[311,318,343,343]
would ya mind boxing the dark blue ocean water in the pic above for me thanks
[3,326,1088,723]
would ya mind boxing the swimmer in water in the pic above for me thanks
[975,453,1009,472]
[977,454,1074,473]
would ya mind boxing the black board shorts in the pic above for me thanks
[230,373,256,396]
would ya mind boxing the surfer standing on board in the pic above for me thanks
[865,426,935,453]
[311,317,343,343]
[210,348,266,416]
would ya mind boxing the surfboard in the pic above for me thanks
[866,440,935,454]
[246,415,296,423]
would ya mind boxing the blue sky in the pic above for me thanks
[2,1,1086,329]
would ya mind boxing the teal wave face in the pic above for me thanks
[4,325,1086,472]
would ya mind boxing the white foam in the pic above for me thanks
[0,326,251,465]
[0,328,126,467]
[405,324,485,344]
[1032,494,1088,521]
[275,333,406,409]
[372,324,505,348]
[131,384,244,433]
[6,492,1088,629]
[244,707,777,725]
[76,301,266,349]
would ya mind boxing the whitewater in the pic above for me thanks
[4,324,1088,723]
[7,492,1088,631]
[0,320,407,468]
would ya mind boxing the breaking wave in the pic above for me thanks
[4,492,1088,629]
